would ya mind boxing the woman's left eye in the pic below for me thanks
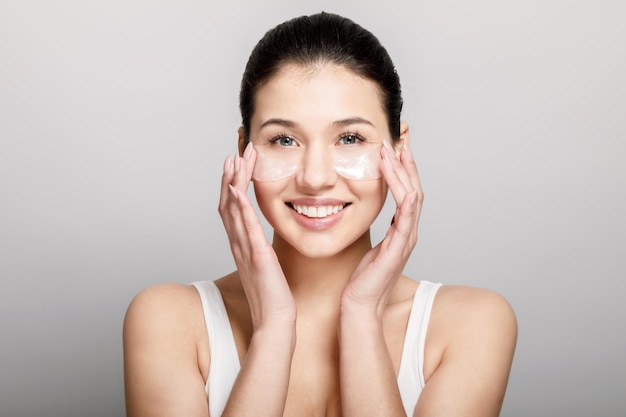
[338,134,364,145]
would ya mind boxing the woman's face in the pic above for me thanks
[246,63,397,258]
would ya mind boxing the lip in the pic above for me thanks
[288,197,348,206]
[286,198,350,230]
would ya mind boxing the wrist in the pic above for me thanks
[340,292,385,322]
[251,301,297,331]
[339,304,383,336]
[251,320,297,351]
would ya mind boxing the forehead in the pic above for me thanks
[251,63,387,131]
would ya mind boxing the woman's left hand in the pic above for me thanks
[340,141,423,316]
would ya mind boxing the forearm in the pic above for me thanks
[221,323,296,417]
[339,308,407,417]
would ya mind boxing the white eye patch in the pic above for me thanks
[252,143,383,181]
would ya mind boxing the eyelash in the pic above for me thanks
[338,132,367,145]
[268,132,368,146]
[269,133,297,147]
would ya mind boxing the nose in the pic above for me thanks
[296,144,338,191]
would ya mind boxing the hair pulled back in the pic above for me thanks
[239,12,403,144]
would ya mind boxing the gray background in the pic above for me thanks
[1,0,624,416]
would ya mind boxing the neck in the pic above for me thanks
[272,231,373,306]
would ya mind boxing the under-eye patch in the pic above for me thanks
[252,143,383,181]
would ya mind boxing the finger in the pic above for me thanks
[231,153,246,190]
[388,145,424,230]
[385,190,419,256]
[231,142,257,193]
[221,150,269,266]
[399,145,424,200]
[226,183,245,233]
[390,143,415,192]
[242,142,257,184]
[224,185,257,273]
[384,142,413,190]
[381,144,412,205]
[228,184,271,255]
[218,155,235,218]
[401,146,425,231]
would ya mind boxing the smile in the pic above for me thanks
[288,203,349,218]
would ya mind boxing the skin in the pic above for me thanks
[123,63,518,417]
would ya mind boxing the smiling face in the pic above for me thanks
[245,63,398,258]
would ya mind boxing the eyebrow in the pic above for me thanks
[332,117,375,128]
[260,118,298,129]
[259,117,375,129]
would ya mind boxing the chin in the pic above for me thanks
[274,227,372,260]
[293,243,344,259]
[278,232,342,258]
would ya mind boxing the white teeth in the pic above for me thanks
[291,204,345,218]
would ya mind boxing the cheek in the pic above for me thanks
[368,184,390,226]
[351,179,388,211]
[368,177,388,197]
[252,180,285,221]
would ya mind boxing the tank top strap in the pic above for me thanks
[397,280,442,416]
[191,280,241,417]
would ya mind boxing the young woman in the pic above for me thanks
[123,12,517,417]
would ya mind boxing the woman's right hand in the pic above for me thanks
[217,142,296,417]
[218,142,296,330]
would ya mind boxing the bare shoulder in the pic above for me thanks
[123,283,210,417]
[123,282,208,371]
[428,285,518,360]
[415,285,517,416]
[124,283,204,337]
[432,285,517,337]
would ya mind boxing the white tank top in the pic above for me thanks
[191,280,441,417]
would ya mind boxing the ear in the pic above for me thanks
[237,126,245,156]
[395,121,410,157]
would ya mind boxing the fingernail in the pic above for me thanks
[243,142,253,159]
[223,155,232,171]
[234,153,241,171]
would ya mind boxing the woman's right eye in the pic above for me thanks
[271,135,296,147]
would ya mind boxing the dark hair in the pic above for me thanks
[239,12,403,144]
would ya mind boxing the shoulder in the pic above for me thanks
[123,283,207,352]
[429,285,517,354]
[416,285,517,415]
[433,284,515,314]
[123,285,212,415]
[124,283,203,328]
[423,284,517,380]
[123,283,210,395]
[432,285,517,336]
